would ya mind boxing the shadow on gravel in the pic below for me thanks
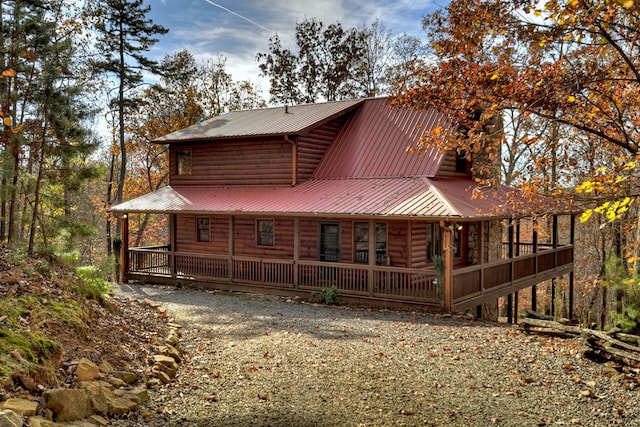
[115,283,509,342]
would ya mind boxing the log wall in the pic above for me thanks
[169,138,293,186]
[297,116,350,182]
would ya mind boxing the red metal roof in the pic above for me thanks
[313,98,446,178]
[110,178,558,219]
[154,98,364,143]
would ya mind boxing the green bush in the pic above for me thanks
[76,266,113,302]
[319,285,339,305]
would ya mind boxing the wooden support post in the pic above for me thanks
[120,214,129,284]
[368,219,376,297]
[293,217,299,288]
[569,215,575,320]
[169,214,177,278]
[514,291,519,324]
[532,219,538,312]
[442,221,453,312]
[507,293,513,324]
[228,216,234,281]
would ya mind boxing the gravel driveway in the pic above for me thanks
[114,284,640,427]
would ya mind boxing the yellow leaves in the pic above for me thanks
[580,197,635,224]
[623,0,634,8]
[490,73,499,80]
[576,180,603,193]
[567,95,576,103]
[1,68,16,78]
[2,117,11,127]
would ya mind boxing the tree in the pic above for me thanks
[90,0,167,256]
[394,0,640,205]
[258,18,367,104]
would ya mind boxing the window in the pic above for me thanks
[426,222,442,262]
[455,150,468,174]
[257,219,274,246]
[354,222,387,264]
[176,150,192,175]
[197,217,210,242]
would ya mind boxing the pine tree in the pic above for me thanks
[90,0,167,256]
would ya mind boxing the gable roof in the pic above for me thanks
[113,97,571,219]
[154,98,364,143]
[313,98,446,179]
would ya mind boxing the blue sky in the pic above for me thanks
[145,0,441,95]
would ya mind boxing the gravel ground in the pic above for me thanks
[113,284,640,427]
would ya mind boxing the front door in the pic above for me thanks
[319,222,341,262]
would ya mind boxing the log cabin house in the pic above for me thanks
[111,97,575,317]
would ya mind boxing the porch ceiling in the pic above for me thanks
[110,177,567,219]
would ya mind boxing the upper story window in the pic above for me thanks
[197,217,210,242]
[176,149,192,175]
[257,219,274,246]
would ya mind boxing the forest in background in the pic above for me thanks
[0,0,639,330]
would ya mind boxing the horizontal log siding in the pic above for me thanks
[410,222,428,268]
[170,139,292,186]
[436,151,469,178]
[299,219,318,260]
[297,117,348,181]
[387,221,408,267]
[174,215,229,253]
[233,217,295,258]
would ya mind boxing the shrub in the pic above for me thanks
[319,285,339,305]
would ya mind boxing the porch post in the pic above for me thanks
[228,216,234,281]
[551,215,559,316]
[442,221,453,312]
[569,214,575,319]
[170,214,176,278]
[120,214,129,283]
[368,219,375,297]
[507,219,515,323]
[293,217,300,288]
[531,219,538,312]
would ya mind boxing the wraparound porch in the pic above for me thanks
[123,243,574,312]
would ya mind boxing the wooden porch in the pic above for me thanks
[122,242,574,312]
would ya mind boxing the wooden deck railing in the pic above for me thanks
[451,245,573,311]
[127,244,573,310]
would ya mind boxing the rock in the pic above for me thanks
[146,378,162,389]
[43,388,93,422]
[76,358,100,382]
[106,397,137,415]
[153,355,178,370]
[164,331,179,347]
[0,398,37,416]
[81,381,114,415]
[98,360,113,374]
[0,409,22,427]
[156,344,182,363]
[111,371,138,385]
[88,414,109,426]
[124,386,150,405]
[155,360,178,378]
[155,371,171,384]
[23,416,59,427]
[106,377,127,388]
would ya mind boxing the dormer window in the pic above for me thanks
[455,150,468,174]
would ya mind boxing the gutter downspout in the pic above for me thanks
[285,135,297,186]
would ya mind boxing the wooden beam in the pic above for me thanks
[120,215,129,284]
[442,221,453,312]
[293,217,299,288]
[368,219,376,297]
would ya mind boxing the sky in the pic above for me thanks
[144,0,442,98]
